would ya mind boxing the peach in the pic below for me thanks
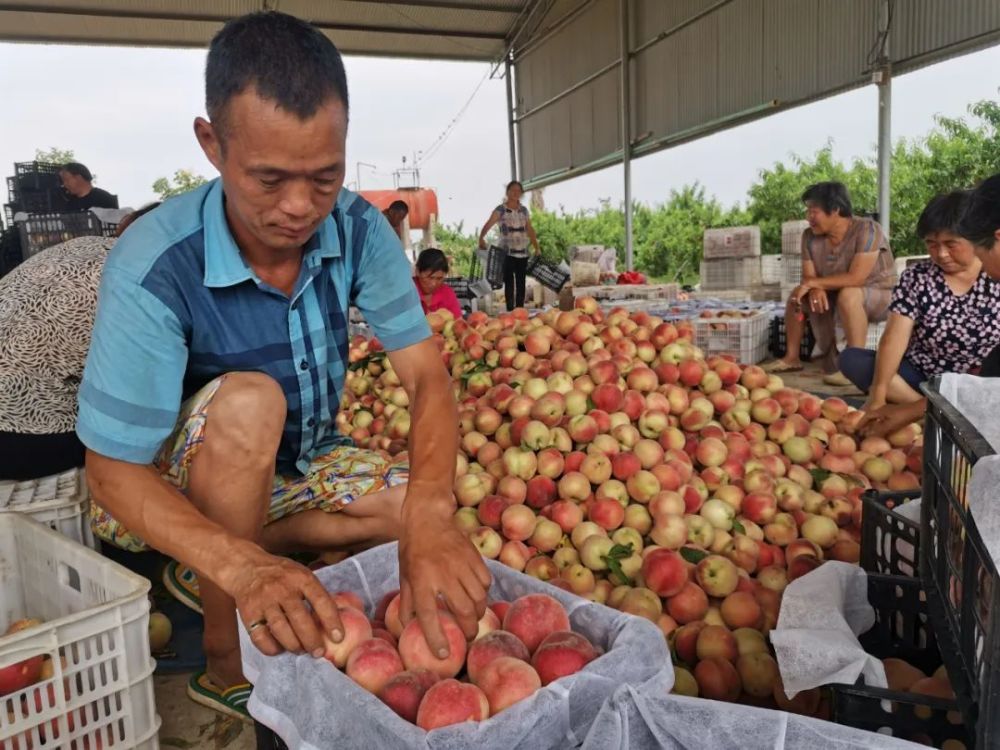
[756,565,789,593]
[626,470,661,503]
[666,581,710,624]
[737,652,779,698]
[476,608,502,641]
[558,472,591,503]
[331,591,364,612]
[883,657,925,692]
[720,592,762,630]
[549,500,584,534]
[589,497,626,531]
[611,451,642,481]
[733,627,768,657]
[619,587,663,622]
[773,674,820,715]
[378,668,440,723]
[693,657,742,702]
[624,503,653,535]
[501,504,537,542]
[672,621,707,664]
[695,624,738,662]
[694,554,739,598]
[571,521,607,549]
[579,534,614,571]
[466,630,531,684]
[346,638,404,694]
[829,539,861,563]
[641,549,688,597]
[373,628,397,647]
[801,514,839,549]
[398,612,468,678]
[531,631,598,686]
[499,540,534,572]
[525,555,560,581]
[530,518,564,553]
[384,594,405,638]
[672,666,699,697]
[416,678,489,730]
[475,656,542,714]
[503,594,571,654]
[788,554,823,581]
[321,606,373,668]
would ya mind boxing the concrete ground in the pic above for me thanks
[156,673,256,749]
[150,357,862,748]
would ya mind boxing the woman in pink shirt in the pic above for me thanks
[414,248,463,319]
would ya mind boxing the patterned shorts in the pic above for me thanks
[90,376,410,553]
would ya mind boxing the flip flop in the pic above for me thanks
[187,670,253,723]
[164,560,203,614]
[763,360,804,373]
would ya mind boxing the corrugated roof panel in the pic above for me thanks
[893,0,1000,69]
[716,0,764,116]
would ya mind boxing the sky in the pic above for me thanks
[1,41,998,235]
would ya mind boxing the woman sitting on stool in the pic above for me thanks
[861,178,1000,437]
[843,191,1000,411]
[413,248,463,319]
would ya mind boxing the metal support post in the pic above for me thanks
[619,0,633,271]
[876,0,892,235]
[505,55,518,182]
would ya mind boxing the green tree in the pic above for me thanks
[34,147,75,164]
[434,221,477,277]
[153,169,209,199]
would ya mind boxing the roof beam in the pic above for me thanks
[0,3,507,39]
[338,0,526,12]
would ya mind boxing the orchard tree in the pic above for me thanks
[153,169,209,199]
[34,147,75,164]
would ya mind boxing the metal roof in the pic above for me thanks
[0,1,534,60]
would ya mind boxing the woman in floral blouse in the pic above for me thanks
[843,190,1000,410]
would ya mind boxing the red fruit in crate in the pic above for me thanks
[0,655,44,697]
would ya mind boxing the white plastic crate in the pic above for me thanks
[760,255,783,285]
[894,254,930,276]
[703,226,760,260]
[781,220,809,255]
[686,289,751,302]
[699,257,762,290]
[0,514,159,750]
[0,469,96,549]
[691,309,770,364]
[783,253,802,285]
[866,320,886,349]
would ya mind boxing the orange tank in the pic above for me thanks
[360,188,439,230]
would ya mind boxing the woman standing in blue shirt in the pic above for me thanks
[478,180,540,310]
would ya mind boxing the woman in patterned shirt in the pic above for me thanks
[477,180,540,311]
[843,190,1000,409]
[0,205,157,480]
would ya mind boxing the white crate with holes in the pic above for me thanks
[0,468,96,549]
[691,309,770,364]
[699,258,762,290]
[783,253,802,285]
[781,220,809,255]
[760,255,783,286]
[0,513,159,750]
[703,226,761,260]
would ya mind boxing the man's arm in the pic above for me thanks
[85,453,342,655]
[388,339,490,656]
[858,399,927,438]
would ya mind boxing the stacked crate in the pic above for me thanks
[699,226,761,292]
[780,220,809,301]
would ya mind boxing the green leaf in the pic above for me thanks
[602,543,635,586]
[809,468,832,485]
[732,520,746,535]
[606,543,634,560]
[679,547,708,564]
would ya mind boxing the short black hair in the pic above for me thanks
[957,173,1000,250]
[389,200,408,214]
[801,181,853,218]
[61,162,93,182]
[206,11,349,136]
[506,180,524,193]
[917,191,972,239]
[416,248,449,274]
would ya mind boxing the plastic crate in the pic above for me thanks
[702,226,760,260]
[0,468,96,550]
[485,245,506,289]
[527,256,570,292]
[759,255,783,285]
[829,573,972,748]
[13,162,62,191]
[691,309,769,364]
[920,377,999,747]
[16,213,103,259]
[866,320,886,349]
[767,315,814,361]
[699,258,762,290]
[0,513,159,750]
[860,490,921,578]
[781,220,809,255]
[782,253,802,285]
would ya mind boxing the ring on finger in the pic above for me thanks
[247,618,268,634]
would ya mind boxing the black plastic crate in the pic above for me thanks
[8,188,67,215]
[485,244,506,289]
[768,315,815,360]
[15,211,103,258]
[444,276,473,299]
[830,574,972,748]
[527,256,570,293]
[860,490,922,578]
[13,161,62,191]
[0,227,23,277]
[254,721,288,749]
[920,376,999,748]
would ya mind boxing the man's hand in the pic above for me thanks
[862,394,887,414]
[222,546,343,658]
[478,238,487,250]
[398,512,491,657]
[858,401,925,439]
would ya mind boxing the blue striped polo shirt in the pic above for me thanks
[77,179,429,474]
